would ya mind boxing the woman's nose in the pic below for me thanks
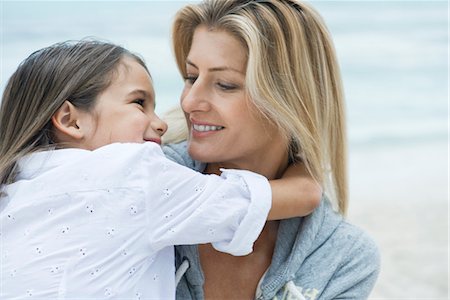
[181,79,210,113]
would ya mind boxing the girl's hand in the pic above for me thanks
[268,163,322,220]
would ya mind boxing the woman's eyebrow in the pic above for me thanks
[186,59,244,75]
[186,59,198,69]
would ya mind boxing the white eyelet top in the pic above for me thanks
[0,142,271,299]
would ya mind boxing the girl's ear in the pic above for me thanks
[51,101,86,141]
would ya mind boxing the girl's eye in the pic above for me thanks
[133,99,145,106]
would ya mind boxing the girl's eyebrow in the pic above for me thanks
[186,59,244,75]
[128,89,151,99]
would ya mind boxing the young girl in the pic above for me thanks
[0,41,320,299]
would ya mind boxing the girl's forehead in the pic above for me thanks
[104,58,155,100]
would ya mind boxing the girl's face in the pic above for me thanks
[181,26,288,174]
[79,57,167,150]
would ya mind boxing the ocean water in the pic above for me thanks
[1,1,448,298]
[1,1,447,150]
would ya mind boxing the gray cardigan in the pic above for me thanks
[163,142,380,300]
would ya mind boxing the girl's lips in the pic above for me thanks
[145,138,161,145]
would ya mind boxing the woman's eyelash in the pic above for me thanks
[184,74,238,91]
[184,75,197,85]
[217,82,238,91]
[133,99,145,106]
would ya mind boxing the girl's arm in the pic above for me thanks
[158,142,319,253]
[143,143,271,255]
[268,162,322,220]
[163,142,321,221]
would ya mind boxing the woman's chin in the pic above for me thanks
[188,144,219,163]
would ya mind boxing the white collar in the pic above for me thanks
[16,148,90,180]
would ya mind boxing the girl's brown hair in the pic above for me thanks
[0,40,148,189]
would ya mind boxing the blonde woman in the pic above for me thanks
[163,0,380,299]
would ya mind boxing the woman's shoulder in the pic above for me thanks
[303,198,380,270]
[163,141,205,171]
[264,200,380,299]
[162,141,190,166]
[330,220,380,266]
[309,197,379,262]
[314,220,381,298]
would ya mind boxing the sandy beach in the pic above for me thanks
[347,140,448,299]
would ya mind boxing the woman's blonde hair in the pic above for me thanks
[172,0,348,214]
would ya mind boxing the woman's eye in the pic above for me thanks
[133,99,145,106]
[184,75,197,85]
[217,82,237,91]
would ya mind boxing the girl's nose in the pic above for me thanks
[152,116,168,137]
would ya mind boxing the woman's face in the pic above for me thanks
[181,26,288,173]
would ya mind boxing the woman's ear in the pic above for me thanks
[51,100,86,141]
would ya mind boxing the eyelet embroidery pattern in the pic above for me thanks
[106,228,116,237]
[129,205,138,215]
[79,248,87,257]
[0,145,220,299]
[128,267,137,276]
[86,204,94,214]
[104,287,114,298]
[61,226,70,234]
[89,268,100,277]
[10,269,16,277]
[163,188,171,197]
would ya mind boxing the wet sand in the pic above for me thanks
[347,140,448,299]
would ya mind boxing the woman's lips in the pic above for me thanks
[190,119,225,138]
[192,124,224,132]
